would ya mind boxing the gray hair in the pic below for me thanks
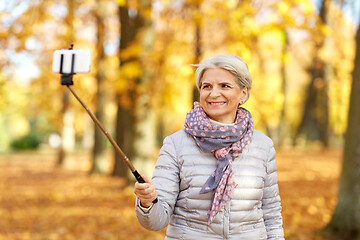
[193,54,252,91]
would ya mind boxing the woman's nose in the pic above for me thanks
[210,87,221,97]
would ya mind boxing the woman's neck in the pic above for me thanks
[209,118,235,126]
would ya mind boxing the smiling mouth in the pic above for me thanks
[209,102,226,105]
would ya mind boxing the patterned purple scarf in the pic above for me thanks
[184,102,254,224]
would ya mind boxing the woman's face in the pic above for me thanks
[199,68,248,124]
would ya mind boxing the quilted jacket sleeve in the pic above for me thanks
[135,135,180,231]
[262,144,285,239]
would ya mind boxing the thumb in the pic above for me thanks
[141,174,151,184]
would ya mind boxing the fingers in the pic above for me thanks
[134,175,158,208]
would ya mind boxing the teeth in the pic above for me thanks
[210,102,225,105]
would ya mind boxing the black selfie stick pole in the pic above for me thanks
[59,45,157,204]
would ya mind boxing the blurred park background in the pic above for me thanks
[1,0,360,239]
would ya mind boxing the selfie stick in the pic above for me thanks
[59,45,157,203]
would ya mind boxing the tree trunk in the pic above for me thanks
[112,5,137,180]
[293,56,325,143]
[82,117,94,149]
[90,2,107,174]
[278,30,289,146]
[192,19,201,103]
[57,102,75,166]
[113,106,135,179]
[325,22,360,240]
[57,0,75,166]
[293,0,330,147]
[112,2,154,182]
[132,88,156,179]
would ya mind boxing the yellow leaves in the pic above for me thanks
[120,61,142,81]
[115,0,126,6]
[298,0,316,15]
[0,73,6,109]
[319,24,332,36]
[9,115,30,138]
[180,64,194,78]
[114,41,144,92]
[108,56,120,68]
[0,152,166,239]
[186,0,203,5]
[278,2,290,15]
[1,0,356,151]
[276,148,342,237]
[120,42,142,61]
[225,0,238,9]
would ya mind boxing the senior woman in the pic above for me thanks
[134,54,284,239]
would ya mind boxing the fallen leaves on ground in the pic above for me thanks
[277,148,341,240]
[0,147,342,240]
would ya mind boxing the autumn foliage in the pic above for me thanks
[1,0,359,239]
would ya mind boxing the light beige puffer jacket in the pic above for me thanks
[136,129,284,240]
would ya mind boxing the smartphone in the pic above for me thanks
[52,49,91,74]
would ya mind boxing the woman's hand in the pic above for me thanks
[134,175,158,208]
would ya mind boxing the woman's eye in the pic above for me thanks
[222,84,230,88]
[201,85,211,89]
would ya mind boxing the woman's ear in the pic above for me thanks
[240,87,249,105]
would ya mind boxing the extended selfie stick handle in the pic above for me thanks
[66,86,158,203]
[67,85,158,203]
[59,45,157,204]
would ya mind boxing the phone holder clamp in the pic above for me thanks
[60,44,75,86]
